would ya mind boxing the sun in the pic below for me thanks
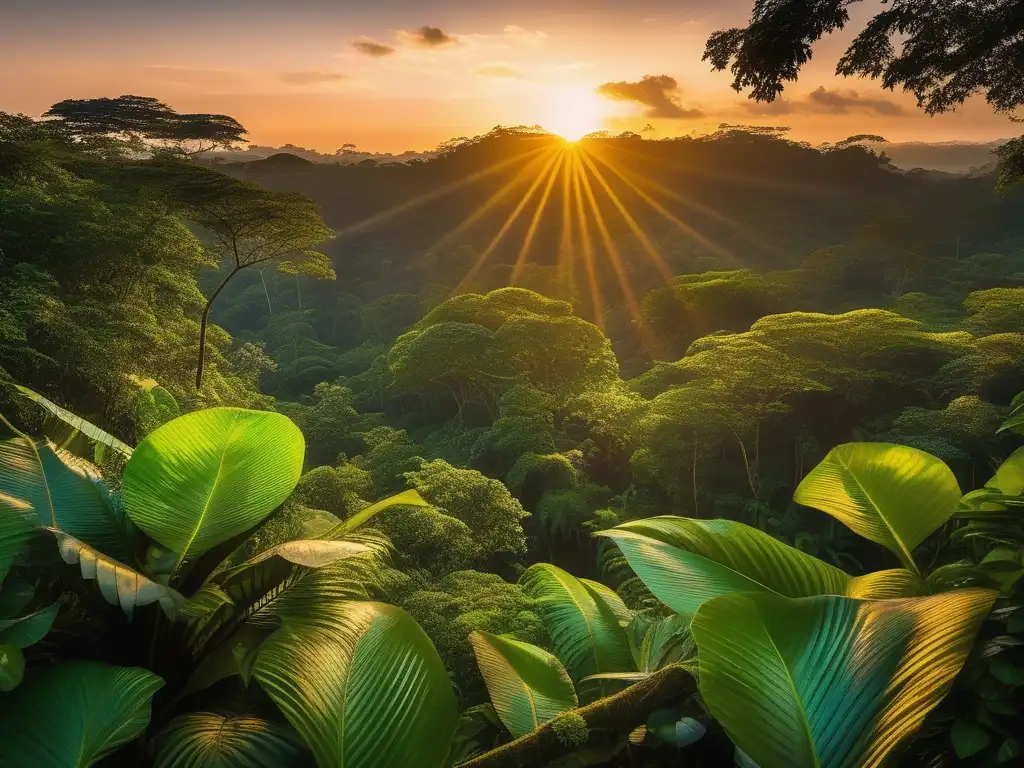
[544,87,608,142]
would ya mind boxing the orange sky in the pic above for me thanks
[2,1,1018,153]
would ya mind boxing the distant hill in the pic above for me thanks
[204,143,431,166]
[207,136,1008,174]
[869,140,1006,173]
[210,127,1021,322]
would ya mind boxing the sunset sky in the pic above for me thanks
[3,0,1018,153]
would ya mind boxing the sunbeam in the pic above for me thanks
[511,152,566,285]
[585,148,738,263]
[452,149,564,295]
[428,147,556,272]
[568,152,604,327]
[577,148,674,283]
[593,143,788,260]
[334,146,549,239]
[574,150,654,349]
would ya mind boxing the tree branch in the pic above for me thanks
[457,665,696,768]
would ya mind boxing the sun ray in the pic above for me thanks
[557,149,576,295]
[605,140,847,200]
[335,146,548,239]
[511,152,566,285]
[586,149,737,263]
[452,149,563,295]
[577,148,674,283]
[593,143,787,260]
[575,152,654,349]
[569,153,603,327]
[428,148,556,287]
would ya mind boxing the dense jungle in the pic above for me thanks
[2,1,1024,766]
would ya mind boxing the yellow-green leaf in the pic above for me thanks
[691,589,996,768]
[597,517,921,620]
[469,630,578,738]
[252,602,455,768]
[122,408,304,571]
[795,443,960,571]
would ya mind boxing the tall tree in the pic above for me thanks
[157,163,335,388]
[705,0,1024,187]
[44,95,247,156]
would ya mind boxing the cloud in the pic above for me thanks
[597,75,704,119]
[353,39,396,57]
[399,26,459,47]
[806,86,905,116]
[742,86,906,117]
[279,70,348,85]
[503,25,548,44]
[476,63,524,79]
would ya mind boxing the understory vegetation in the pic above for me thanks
[1,99,1024,767]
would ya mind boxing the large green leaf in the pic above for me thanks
[51,529,184,619]
[636,614,696,673]
[690,589,996,768]
[0,492,36,578]
[218,537,386,631]
[0,600,59,648]
[154,712,302,768]
[252,601,456,768]
[0,660,164,767]
[0,437,129,560]
[0,580,34,617]
[218,539,378,579]
[122,408,304,571]
[998,392,1024,435]
[469,630,578,738]
[597,518,921,620]
[991,447,1024,497]
[794,443,961,572]
[321,489,429,538]
[16,385,133,458]
[519,564,635,682]
[127,375,181,435]
[187,538,387,654]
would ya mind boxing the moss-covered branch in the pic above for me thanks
[457,665,697,768]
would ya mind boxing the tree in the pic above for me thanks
[299,382,378,466]
[400,571,544,703]
[495,314,619,402]
[705,1,1024,186]
[44,95,247,156]
[152,112,249,157]
[389,322,505,421]
[405,459,530,568]
[156,163,335,388]
[0,133,267,419]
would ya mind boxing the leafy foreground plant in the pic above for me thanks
[0,403,455,767]
[464,442,1004,767]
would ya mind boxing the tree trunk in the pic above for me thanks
[458,665,696,768]
[259,270,273,314]
[195,267,240,389]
